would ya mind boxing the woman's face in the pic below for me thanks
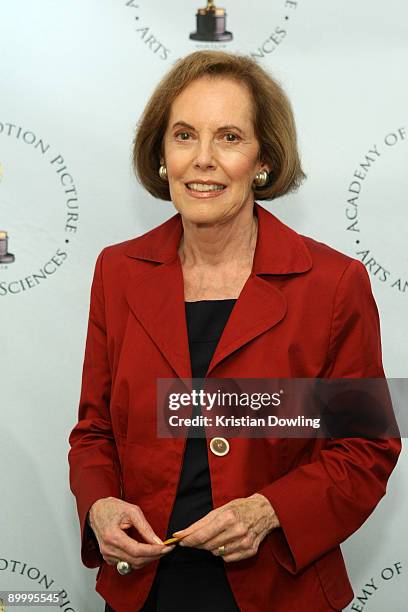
[161,76,269,225]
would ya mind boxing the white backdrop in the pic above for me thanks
[0,1,406,610]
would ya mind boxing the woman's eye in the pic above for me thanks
[174,132,239,142]
[176,132,190,140]
[224,133,239,142]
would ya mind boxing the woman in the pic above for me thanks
[68,51,401,612]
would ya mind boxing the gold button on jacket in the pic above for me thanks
[209,437,230,456]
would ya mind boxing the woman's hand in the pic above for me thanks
[172,493,280,563]
[88,497,175,569]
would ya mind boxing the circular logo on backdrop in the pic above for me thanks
[0,557,78,612]
[345,561,403,611]
[124,0,301,61]
[345,126,407,295]
[0,121,80,297]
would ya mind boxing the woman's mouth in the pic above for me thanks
[185,182,227,198]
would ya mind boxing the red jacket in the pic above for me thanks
[68,202,401,612]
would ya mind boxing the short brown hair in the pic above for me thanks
[133,50,306,201]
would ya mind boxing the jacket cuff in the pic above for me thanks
[257,463,343,574]
[76,473,122,568]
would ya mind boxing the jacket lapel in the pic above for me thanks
[205,273,287,375]
[205,203,312,375]
[124,216,191,380]
[124,203,312,378]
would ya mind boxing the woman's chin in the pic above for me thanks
[173,198,228,223]
[181,210,224,226]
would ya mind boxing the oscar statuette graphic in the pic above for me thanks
[190,0,233,42]
[0,164,15,264]
[0,231,15,264]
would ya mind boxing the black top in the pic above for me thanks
[138,299,241,612]
[162,298,237,561]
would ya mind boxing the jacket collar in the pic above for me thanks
[124,202,312,275]
[124,202,312,379]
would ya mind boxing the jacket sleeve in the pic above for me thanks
[68,248,123,568]
[257,259,402,574]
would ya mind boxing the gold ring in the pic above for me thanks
[217,545,226,556]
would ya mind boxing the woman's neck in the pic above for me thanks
[178,204,258,270]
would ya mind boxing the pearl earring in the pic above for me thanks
[253,170,269,187]
[159,164,168,181]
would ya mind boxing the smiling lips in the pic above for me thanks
[185,181,227,198]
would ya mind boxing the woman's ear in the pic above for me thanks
[258,156,270,174]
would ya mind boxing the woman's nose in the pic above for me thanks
[193,138,216,168]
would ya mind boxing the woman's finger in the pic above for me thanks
[176,508,235,547]
[102,543,176,568]
[128,505,164,545]
[206,525,257,553]
[102,532,174,562]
